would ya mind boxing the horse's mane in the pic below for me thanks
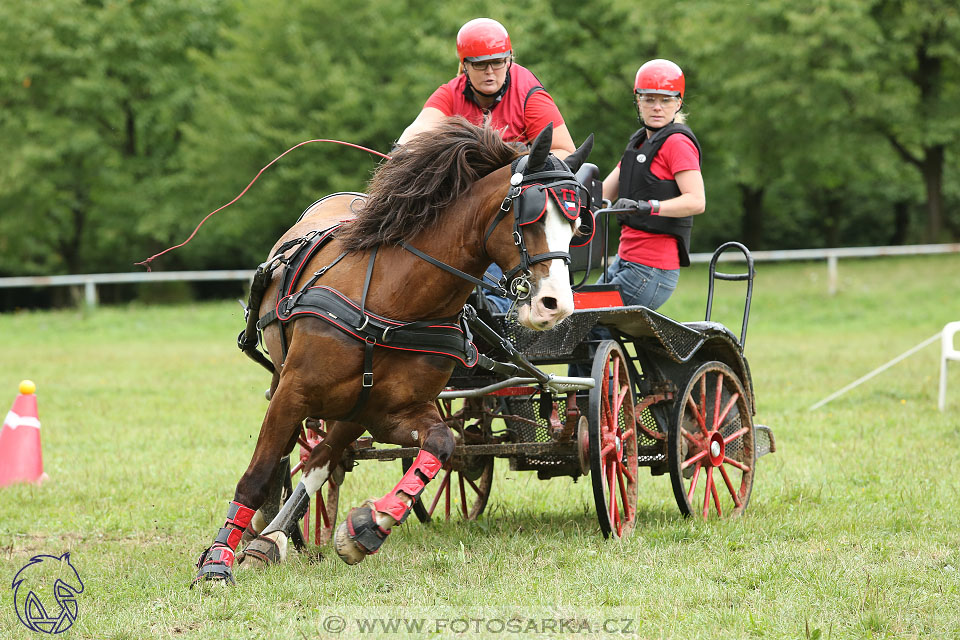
[338,117,522,251]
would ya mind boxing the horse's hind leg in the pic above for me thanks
[240,420,364,566]
[334,410,454,565]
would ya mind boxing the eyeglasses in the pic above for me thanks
[466,58,510,71]
[637,95,680,107]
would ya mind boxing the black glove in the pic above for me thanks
[612,198,652,214]
[613,198,652,228]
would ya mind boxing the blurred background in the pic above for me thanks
[1,0,957,308]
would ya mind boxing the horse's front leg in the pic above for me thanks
[334,408,454,565]
[238,419,364,567]
[191,385,307,587]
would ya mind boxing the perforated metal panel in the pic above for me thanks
[502,393,583,474]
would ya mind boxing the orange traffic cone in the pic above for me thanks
[0,380,48,487]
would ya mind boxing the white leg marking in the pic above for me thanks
[302,464,330,496]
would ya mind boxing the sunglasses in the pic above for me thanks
[466,58,510,71]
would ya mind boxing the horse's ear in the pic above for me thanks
[563,133,594,174]
[526,122,554,171]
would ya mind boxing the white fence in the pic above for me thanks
[1,244,958,308]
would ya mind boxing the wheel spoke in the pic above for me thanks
[715,392,740,429]
[458,474,468,518]
[699,376,707,429]
[723,426,749,445]
[711,471,723,516]
[427,470,451,517]
[617,462,629,518]
[722,455,751,472]
[317,493,329,528]
[713,372,724,431]
[680,448,708,470]
[607,458,617,525]
[444,472,451,519]
[686,462,702,502]
[686,396,708,436]
[702,467,713,519]
[464,475,482,496]
[601,443,615,458]
[611,356,621,405]
[718,463,742,508]
[682,428,700,446]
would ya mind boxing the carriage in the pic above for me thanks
[193,121,776,584]
[281,192,776,548]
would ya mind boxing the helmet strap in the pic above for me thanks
[464,66,512,106]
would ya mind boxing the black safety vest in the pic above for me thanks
[618,123,701,266]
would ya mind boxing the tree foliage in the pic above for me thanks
[0,0,957,280]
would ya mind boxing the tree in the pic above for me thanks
[0,0,232,275]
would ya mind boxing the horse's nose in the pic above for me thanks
[534,293,572,326]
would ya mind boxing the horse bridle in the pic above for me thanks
[402,154,590,304]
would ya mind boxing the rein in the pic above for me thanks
[400,157,580,306]
[135,139,391,271]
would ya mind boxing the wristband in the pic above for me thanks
[649,200,660,215]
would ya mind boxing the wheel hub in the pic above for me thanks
[708,431,725,466]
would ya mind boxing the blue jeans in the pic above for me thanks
[600,256,678,310]
[482,263,512,313]
[568,258,679,377]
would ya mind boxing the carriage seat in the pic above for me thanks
[573,283,624,310]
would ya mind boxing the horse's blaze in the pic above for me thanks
[517,200,575,331]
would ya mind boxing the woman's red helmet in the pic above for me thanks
[634,59,685,98]
[456,18,512,61]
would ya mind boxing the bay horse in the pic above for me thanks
[193,118,594,585]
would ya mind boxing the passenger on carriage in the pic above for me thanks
[397,18,578,314]
[603,58,706,310]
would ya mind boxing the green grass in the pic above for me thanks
[1,254,959,639]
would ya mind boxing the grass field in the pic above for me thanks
[1,254,958,639]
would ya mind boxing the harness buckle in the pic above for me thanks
[513,230,523,246]
[362,372,374,388]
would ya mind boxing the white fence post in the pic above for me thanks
[827,255,838,296]
[84,281,98,308]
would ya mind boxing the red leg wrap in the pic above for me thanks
[374,449,442,523]
[226,501,255,529]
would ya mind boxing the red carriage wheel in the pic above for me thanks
[587,340,638,539]
[287,420,341,546]
[668,361,755,519]
[405,397,494,523]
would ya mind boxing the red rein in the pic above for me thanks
[135,139,391,270]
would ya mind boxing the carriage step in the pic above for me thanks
[755,424,776,459]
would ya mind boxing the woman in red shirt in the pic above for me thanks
[397,18,575,159]
[604,59,706,309]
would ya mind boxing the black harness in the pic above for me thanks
[241,155,593,421]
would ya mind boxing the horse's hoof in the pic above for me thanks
[237,532,287,570]
[191,546,236,588]
[334,522,366,565]
[335,504,391,565]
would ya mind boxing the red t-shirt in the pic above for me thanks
[618,133,700,269]
[423,64,564,144]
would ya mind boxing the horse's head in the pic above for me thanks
[485,125,595,331]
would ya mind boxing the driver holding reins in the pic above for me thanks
[398,18,578,313]
[398,18,576,159]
